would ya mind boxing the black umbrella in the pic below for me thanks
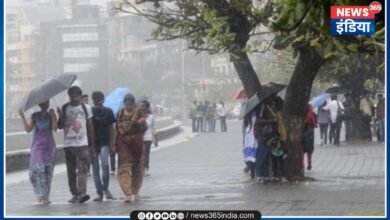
[22,74,77,111]
[240,82,286,118]
[325,86,348,94]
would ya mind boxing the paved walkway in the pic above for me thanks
[5,121,385,217]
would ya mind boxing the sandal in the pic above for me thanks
[124,196,132,203]
[104,190,114,200]
[43,199,51,205]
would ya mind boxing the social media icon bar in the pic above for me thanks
[162,212,169,220]
[146,212,153,220]
[132,210,261,220]
[154,212,162,220]
[177,212,185,220]
[137,212,146,220]
[169,212,177,220]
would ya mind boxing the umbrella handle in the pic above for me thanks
[52,97,60,109]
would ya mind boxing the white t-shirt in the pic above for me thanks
[217,104,227,117]
[144,114,156,141]
[63,104,93,147]
[323,100,344,124]
[360,98,373,116]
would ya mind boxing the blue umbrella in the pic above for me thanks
[104,87,130,115]
[310,93,331,108]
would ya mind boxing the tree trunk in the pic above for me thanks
[350,109,366,140]
[340,69,368,141]
[283,45,324,181]
[230,51,262,97]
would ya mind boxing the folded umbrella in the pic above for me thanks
[22,73,77,111]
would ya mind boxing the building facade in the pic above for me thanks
[6,6,66,117]
[35,5,109,98]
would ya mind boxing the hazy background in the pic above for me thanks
[5,0,296,130]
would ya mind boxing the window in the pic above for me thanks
[63,47,100,58]
[9,85,19,92]
[62,33,99,42]
[63,63,96,73]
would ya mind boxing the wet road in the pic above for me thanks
[5,121,385,217]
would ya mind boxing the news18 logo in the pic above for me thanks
[330,1,382,35]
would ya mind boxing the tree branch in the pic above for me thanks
[146,27,206,41]
[187,46,218,53]
[114,1,163,25]
[273,0,315,32]
[249,31,271,37]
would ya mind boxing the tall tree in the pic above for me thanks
[115,0,385,180]
[269,0,384,179]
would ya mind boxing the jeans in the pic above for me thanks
[344,119,353,141]
[363,115,372,141]
[203,117,208,131]
[319,123,329,144]
[196,117,203,132]
[110,150,116,172]
[220,116,227,132]
[191,118,197,132]
[271,155,285,178]
[255,137,269,178]
[330,122,342,145]
[91,146,110,195]
[87,158,91,174]
[378,117,385,142]
[64,146,90,196]
[144,141,152,169]
[209,118,216,132]
[246,161,255,179]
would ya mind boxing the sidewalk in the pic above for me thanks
[5,121,385,217]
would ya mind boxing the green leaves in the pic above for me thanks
[333,38,348,53]
[271,0,384,66]
[346,44,358,52]
[374,27,385,39]
[119,0,384,69]
[294,2,305,21]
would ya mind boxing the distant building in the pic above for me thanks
[6,6,66,117]
[35,5,109,97]
[6,0,91,7]
[106,9,239,102]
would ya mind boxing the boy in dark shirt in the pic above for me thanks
[91,91,116,201]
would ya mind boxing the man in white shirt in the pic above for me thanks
[57,86,95,204]
[81,94,92,176]
[360,93,373,141]
[217,101,228,132]
[323,94,344,146]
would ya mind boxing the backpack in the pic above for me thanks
[336,101,345,123]
[260,105,281,150]
[58,102,89,129]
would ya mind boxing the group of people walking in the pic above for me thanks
[19,86,157,205]
[303,92,385,173]
[18,84,385,202]
[317,93,385,147]
[189,100,228,133]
